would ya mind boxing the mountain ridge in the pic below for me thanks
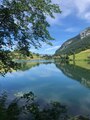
[55,27,90,56]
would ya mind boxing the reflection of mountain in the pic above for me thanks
[55,62,90,88]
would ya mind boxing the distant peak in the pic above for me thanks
[55,27,90,55]
[80,27,90,39]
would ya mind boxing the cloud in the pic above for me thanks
[47,0,74,25]
[45,45,60,51]
[65,27,79,33]
[30,45,60,55]
[47,0,90,25]
[75,0,90,21]
[63,0,90,21]
[46,14,62,25]
[30,48,37,53]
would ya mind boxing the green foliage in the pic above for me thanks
[0,0,61,52]
[0,0,61,75]
[0,50,20,76]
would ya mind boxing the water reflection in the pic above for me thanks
[0,91,90,120]
[55,60,90,89]
[0,59,90,117]
[18,60,90,89]
[0,59,54,76]
[1,59,90,90]
[0,92,68,120]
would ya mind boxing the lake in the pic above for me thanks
[0,59,90,116]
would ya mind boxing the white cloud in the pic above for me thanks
[47,0,90,25]
[84,12,90,21]
[46,14,62,25]
[65,27,79,33]
[45,45,60,51]
[47,0,74,25]
[75,0,90,21]
[30,48,37,53]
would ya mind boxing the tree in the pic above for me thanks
[0,0,61,53]
[0,0,61,75]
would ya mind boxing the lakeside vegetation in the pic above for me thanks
[12,50,53,60]
[11,50,43,60]
[54,49,90,62]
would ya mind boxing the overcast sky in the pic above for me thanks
[31,0,90,55]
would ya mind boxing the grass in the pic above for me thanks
[69,49,90,69]
[69,49,90,61]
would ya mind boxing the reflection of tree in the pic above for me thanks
[55,61,90,88]
[0,50,20,76]
[17,60,54,71]
[0,59,54,75]
[0,92,89,120]
[19,62,40,71]
[0,92,67,120]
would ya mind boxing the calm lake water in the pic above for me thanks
[0,60,90,116]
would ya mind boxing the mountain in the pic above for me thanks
[55,27,90,55]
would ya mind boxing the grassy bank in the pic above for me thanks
[69,49,90,61]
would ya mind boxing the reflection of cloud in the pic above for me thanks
[6,71,26,78]
[77,93,90,115]
[80,93,90,104]
[31,64,57,78]
[66,85,78,89]
[46,66,61,73]
[36,69,52,78]
[6,70,36,81]
[14,92,24,97]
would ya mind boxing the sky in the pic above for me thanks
[0,0,90,55]
[31,0,90,55]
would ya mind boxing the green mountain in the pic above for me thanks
[55,27,90,55]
